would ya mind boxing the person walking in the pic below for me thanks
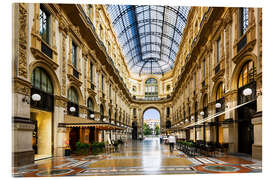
[168,134,176,152]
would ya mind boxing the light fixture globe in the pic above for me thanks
[32,93,41,101]
[103,118,106,122]
[185,118,188,122]
[216,103,221,108]
[70,106,76,112]
[243,88,252,96]
[200,111,205,116]
[90,114,94,119]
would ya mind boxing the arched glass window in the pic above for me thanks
[31,67,53,94]
[68,87,78,104]
[216,82,225,112]
[216,82,224,100]
[87,98,94,112]
[67,87,79,116]
[145,78,158,98]
[31,67,54,112]
[238,60,255,88]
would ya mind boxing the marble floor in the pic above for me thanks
[13,137,262,177]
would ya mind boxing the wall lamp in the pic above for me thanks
[243,88,252,96]
[200,111,205,116]
[70,106,76,112]
[215,103,221,108]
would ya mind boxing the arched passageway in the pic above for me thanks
[142,108,161,137]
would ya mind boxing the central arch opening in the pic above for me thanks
[143,108,161,137]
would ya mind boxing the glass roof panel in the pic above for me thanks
[107,5,190,75]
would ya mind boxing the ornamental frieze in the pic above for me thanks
[18,4,28,79]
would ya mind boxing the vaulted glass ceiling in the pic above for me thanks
[106,5,190,75]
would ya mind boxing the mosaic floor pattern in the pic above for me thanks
[12,137,262,177]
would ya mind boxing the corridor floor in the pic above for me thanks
[13,137,262,177]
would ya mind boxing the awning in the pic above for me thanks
[58,115,125,130]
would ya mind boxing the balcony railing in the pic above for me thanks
[41,41,53,59]
[215,63,220,74]
[237,34,247,52]
[73,68,79,79]
[90,82,95,90]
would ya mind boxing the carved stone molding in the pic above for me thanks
[13,77,32,95]
[54,95,68,108]
[60,35,67,97]
[18,4,28,79]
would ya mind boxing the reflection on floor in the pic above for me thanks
[13,137,262,177]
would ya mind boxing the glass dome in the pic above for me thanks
[107,5,190,75]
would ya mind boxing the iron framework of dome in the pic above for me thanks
[106,5,190,75]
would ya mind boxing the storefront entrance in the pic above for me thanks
[31,110,52,160]
[238,101,256,155]
[69,127,80,152]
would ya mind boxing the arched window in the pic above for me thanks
[145,78,158,98]
[67,87,79,116]
[216,82,225,112]
[238,60,255,88]
[87,98,94,112]
[216,82,224,101]
[68,87,78,104]
[31,67,54,111]
[31,67,53,94]
[238,60,256,104]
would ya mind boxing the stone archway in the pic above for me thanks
[142,106,161,137]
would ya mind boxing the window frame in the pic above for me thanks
[239,8,249,37]
[216,36,221,63]
[39,5,50,44]
[72,41,78,69]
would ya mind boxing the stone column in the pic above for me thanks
[252,76,262,160]
[54,97,67,157]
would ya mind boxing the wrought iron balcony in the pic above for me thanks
[237,35,247,52]
[90,82,95,90]
[41,41,53,59]
[215,63,220,74]
[73,68,79,79]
